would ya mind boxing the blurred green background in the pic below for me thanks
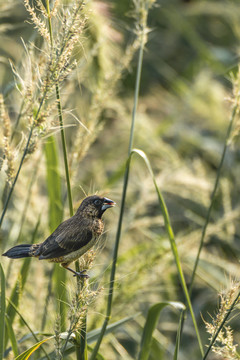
[1,0,240,359]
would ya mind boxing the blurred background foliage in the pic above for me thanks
[1,0,240,359]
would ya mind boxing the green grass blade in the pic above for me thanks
[41,268,54,332]
[87,346,105,360]
[15,337,54,360]
[5,315,19,357]
[78,317,88,360]
[44,136,63,232]
[0,264,6,360]
[5,258,31,349]
[138,301,185,360]
[44,136,67,331]
[173,311,184,360]
[129,149,204,356]
[6,258,31,324]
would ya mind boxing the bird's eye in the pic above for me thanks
[94,199,101,206]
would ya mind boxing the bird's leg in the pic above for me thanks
[61,264,89,278]
[67,267,89,278]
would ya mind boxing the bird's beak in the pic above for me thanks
[102,197,116,211]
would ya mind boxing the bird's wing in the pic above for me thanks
[37,218,93,260]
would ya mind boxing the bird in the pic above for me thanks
[2,195,115,277]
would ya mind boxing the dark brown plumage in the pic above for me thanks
[2,195,115,277]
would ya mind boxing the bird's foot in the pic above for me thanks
[63,265,89,278]
[73,269,89,279]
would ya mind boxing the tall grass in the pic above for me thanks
[1,0,240,359]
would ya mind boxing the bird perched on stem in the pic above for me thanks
[2,195,115,277]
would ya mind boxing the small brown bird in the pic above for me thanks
[2,195,115,277]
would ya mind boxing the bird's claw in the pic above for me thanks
[73,269,89,279]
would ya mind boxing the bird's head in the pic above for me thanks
[77,195,116,218]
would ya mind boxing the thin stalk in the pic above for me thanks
[152,177,204,356]
[189,103,238,292]
[55,84,74,216]
[78,326,86,359]
[11,100,25,142]
[90,10,147,360]
[41,268,54,331]
[0,94,46,228]
[177,102,238,350]
[45,2,82,359]
[203,290,240,360]
[77,279,88,360]
[177,101,239,353]
[61,326,74,356]
[45,0,73,214]
[128,28,145,155]
[61,279,87,358]
[90,164,130,360]
[0,123,33,226]
[5,158,40,283]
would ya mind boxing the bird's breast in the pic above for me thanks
[92,218,104,237]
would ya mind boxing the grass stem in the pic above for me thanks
[177,101,238,357]
[203,289,240,360]
[189,104,238,292]
[45,2,82,358]
[55,84,74,217]
[0,93,46,228]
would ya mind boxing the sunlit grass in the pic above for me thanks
[1,0,240,360]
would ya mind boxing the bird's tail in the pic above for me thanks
[2,244,39,259]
